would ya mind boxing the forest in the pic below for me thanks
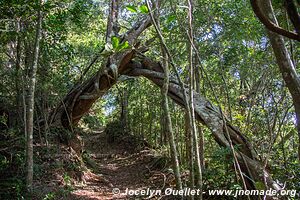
[0,0,299,199]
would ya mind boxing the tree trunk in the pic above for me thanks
[48,16,151,129]
[15,36,22,124]
[26,0,42,191]
[120,87,128,130]
[161,48,183,190]
[125,59,281,192]
[51,50,281,194]
[185,111,191,166]
[48,3,283,194]
[187,1,203,197]
[194,51,205,170]
[258,0,300,161]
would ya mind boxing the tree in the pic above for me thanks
[46,1,284,194]
[251,0,300,160]
[187,0,203,198]
[161,45,183,191]
[1,0,299,198]
[152,1,183,190]
[250,0,300,41]
[25,0,42,191]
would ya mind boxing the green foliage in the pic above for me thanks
[112,36,120,49]
[254,181,266,190]
[43,192,56,200]
[272,155,300,192]
[82,115,103,129]
[0,0,299,196]
[0,114,8,128]
[105,120,128,143]
[203,146,236,190]
[49,127,73,144]
[81,99,107,128]
[63,173,71,183]
[139,5,149,14]
[42,186,73,200]
[0,155,9,171]
[126,5,137,13]
[0,133,26,199]
[118,41,130,51]
[111,37,130,52]
[125,4,148,14]
[0,177,25,199]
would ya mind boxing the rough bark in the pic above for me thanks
[124,59,281,191]
[49,16,151,129]
[48,3,284,194]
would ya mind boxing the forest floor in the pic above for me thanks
[70,130,166,200]
[33,129,175,200]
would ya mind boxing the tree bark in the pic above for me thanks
[161,48,183,190]
[49,16,151,129]
[48,2,284,194]
[51,53,281,194]
[26,0,42,191]
[258,0,300,161]
[250,0,300,41]
[187,1,203,197]
[125,60,281,192]
[120,87,128,130]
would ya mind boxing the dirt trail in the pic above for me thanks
[69,131,167,200]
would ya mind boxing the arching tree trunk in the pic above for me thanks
[50,50,281,194]
[48,4,281,195]
[49,16,151,129]
[124,59,281,191]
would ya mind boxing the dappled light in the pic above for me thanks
[0,0,299,199]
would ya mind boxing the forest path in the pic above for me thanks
[69,130,165,200]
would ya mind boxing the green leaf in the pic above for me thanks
[167,15,176,23]
[119,41,130,50]
[254,181,266,190]
[126,5,137,13]
[112,36,120,49]
[139,5,149,14]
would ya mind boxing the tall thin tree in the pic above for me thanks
[161,48,183,190]
[154,1,183,190]
[26,0,42,191]
[187,0,203,199]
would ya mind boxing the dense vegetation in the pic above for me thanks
[0,0,299,199]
